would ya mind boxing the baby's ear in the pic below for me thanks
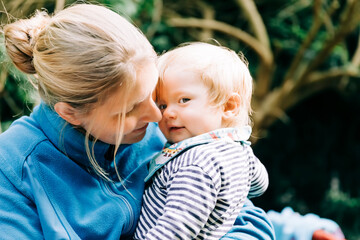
[222,93,241,121]
[54,102,82,126]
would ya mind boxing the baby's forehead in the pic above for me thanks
[164,63,195,72]
[161,67,204,85]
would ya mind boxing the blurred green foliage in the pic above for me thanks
[0,0,359,238]
[252,89,360,238]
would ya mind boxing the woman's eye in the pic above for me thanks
[125,106,135,115]
[158,104,167,110]
[179,98,190,104]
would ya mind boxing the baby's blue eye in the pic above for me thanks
[179,98,190,104]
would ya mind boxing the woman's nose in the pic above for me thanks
[142,97,162,123]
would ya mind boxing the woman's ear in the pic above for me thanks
[54,102,82,126]
[222,93,241,121]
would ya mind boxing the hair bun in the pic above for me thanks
[4,11,49,74]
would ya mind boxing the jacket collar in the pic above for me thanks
[32,102,111,170]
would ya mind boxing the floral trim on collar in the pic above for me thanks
[145,126,251,182]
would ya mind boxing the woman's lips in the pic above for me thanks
[134,124,148,133]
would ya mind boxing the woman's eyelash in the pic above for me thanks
[158,104,166,110]
[126,104,137,114]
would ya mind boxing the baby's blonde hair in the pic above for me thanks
[157,42,253,128]
[3,4,157,181]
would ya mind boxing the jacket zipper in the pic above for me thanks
[101,179,134,234]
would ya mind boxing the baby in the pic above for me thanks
[134,42,269,240]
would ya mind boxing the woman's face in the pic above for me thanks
[77,62,161,144]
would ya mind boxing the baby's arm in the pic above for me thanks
[144,165,218,240]
[247,149,269,199]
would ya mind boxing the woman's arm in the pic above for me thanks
[0,167,43,239]
[221,199,275,240]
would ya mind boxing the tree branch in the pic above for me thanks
[284,0,323,83]
[0,69,7,93]
[299,0,360,82]
[167,17,273,67]
[276,0,312,20]
[352,29,360,67]
[2,90,22,116]
[306,67,360,83]
[145,0,163,40]
[234,0,270,48]
[322,0,339,35]
[55,0,65,12]
[196,1,215,41]
[252,74,348,140]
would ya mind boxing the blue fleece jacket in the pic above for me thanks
[0,103,274,239]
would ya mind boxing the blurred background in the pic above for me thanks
[0,0,359,238]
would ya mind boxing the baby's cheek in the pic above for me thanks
[158,120,167,133]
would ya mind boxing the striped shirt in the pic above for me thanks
[134,131,268,240]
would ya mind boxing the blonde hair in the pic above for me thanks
[3,4,157,181]
[157,42,253,128]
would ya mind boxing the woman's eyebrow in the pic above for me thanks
[126,93,151,111]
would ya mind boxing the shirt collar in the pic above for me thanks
[145,127,252,182]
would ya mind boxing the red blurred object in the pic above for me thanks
[312,229,346,240]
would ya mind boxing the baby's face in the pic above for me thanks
[156,68,225,143]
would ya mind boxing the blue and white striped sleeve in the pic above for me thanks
[248,155,269,199]
[143,165,218,240]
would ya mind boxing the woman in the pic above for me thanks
[0,4,274,239]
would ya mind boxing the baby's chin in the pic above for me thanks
[167,136,189,144]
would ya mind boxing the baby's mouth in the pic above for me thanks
[169,126,184,131]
